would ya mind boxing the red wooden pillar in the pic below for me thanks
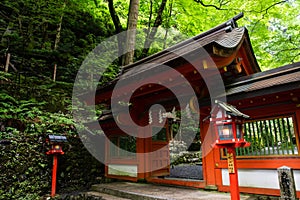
[200,118,218,188]
[51,155,58,197]
[227,147,240,200]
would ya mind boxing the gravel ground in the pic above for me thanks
[168,164,203,180]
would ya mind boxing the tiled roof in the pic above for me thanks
[120,27,246,80]
[226,62,300,96]
[95,13,260,95]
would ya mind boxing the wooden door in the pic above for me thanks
[150,126,170,177]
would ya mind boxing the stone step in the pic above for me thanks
[89,182,279,200]
[85,191,131,200]
[91,184,170,200]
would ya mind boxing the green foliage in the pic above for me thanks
[0,0,114,82]
[2,0,298,85]
[188,0,300,70]
[0,127,103,199]
[0,71,103,199]
[103,0,299,70]
[0,128,50,200]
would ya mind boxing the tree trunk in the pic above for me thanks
[107,0,123,34]
[163,0,173,49]
[53,63,57,81]
[4,53,10,72]
[144,0,153,45]
[123,0,140,66]
[54,12,64,50]
[140,0,167,59]
[53,1,66,81]
[107,0,125,66]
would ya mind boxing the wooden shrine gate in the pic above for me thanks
[150,126,170,177]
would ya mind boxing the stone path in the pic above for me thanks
[89,182,260,200]
[168,164,203,180]
[86,191,131,200]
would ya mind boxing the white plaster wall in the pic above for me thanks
[294,170,300,190]
[222,169,300,190]
[108,164,138,177]
[222,169,279,189]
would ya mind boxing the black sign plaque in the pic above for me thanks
[277,166,297,200]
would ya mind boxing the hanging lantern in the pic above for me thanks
[210,100,250,148]
[210,100,251,200]
[46,135,68,155]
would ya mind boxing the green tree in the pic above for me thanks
[191,0,300,70]
[106,0,172,65]
[0,0,114,81]
[104,0,299,70]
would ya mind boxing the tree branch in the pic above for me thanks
[291,52,300,63]
[194,0,228,10]
[144,0,153,40]
[262,0,287,15]
[107,0,123,34]
[0,11,10,20]
[0,3,15,20]
[249,1,287,33]
[107,0,125,66]
[276,47,300,52]
[272,47,300,63]
[93,0,98,8]
[163,0,173,49]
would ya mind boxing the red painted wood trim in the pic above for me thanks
[92,51,242,105]
[230,91,300,116]
[147,178,206,189]
[217,158,300,169]
[106,159,138,165]
[218,185,300,198]
[105,165,108,177]
[106,174,138,182]
[295,110,300,154]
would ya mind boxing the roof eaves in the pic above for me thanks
[226,62,300,89]
[225,62,300,96]
[215,100,250,118]
[122,13,244,72]
[96,21,242,93]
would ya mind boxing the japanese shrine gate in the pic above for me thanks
[84,14,300,198]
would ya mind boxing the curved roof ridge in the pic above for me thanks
[122,13,245,72]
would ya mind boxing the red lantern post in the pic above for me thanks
[46,135,68,197]
[210,100,250,200]
[227,146,240,199]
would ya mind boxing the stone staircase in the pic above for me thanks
[53,182,280,200]
[88,184,168,200]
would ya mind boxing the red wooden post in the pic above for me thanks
[227,147,240,200]
[51,155,58,197]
